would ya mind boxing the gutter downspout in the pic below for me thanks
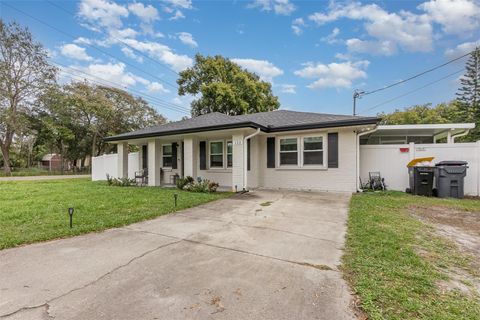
[356,127,378,192]
[451,129,470,143]
[243,128,261,191]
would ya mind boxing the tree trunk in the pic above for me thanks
[0,143,12,175]
[60,140,65,175]
[91,132,97,159]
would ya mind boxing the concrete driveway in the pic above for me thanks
[0,190,355,320]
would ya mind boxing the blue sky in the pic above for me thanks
[2,0,479,121]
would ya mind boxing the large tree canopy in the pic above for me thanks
[0,20,56,174]
[177,54,280,116]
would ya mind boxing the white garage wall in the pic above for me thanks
[91,152,139,181]
[360,141,480,196]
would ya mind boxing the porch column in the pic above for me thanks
[117,142,128,179]
[232,133,245,191]
[148,140,161,186]
[183,137,197,178]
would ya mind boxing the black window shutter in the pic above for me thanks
[247,139,251,171]
[328,133,339,168]
[267,137,275,168]
[142,145,148,169]
[199,141,206,170]
[171,143,178,169]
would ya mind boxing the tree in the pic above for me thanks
[177,54,280,116]
[456,47,480,141]
[378,103,462,125]
[0,20,56,174]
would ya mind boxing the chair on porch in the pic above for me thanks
[135,168,148,186]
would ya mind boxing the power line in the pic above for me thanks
[52,60,190,111]
[45,0,180,77]
[364,68,464,114]
[4,2,179,90]
[59,68,190,115]
[362,51,472,96]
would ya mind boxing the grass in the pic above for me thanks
[344,191,480,320]
[0,178,231,249]
[0,167,89,177]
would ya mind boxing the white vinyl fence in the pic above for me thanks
[91,152,139,181]
[360,141,480,196]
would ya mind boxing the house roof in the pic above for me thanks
[105,110,379,142]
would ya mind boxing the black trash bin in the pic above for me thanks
[435,161,468,198]
[408,166,435,196]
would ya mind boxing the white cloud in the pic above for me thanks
[121,47,143,63]
[280,84,296,94]
[291,18,306,36]
[128,2,159,23]
[70,62,146,87]
[109,28,138,40]
[346,38,397,56]
[320,27,341,44]
[308,2,433,54]
[78,0,129,29]
[419,0,480,35]
[161,0,192,9]
[249,0,296,15]
[147,82,169,93]
[122,38,193,71]
[60,43,94,61]
[231,58,284,82]
[294,60,369,89]
[445,40,480,58]
[169,10,185,20]
[177,32,198,48]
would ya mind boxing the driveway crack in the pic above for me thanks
[0,240,181,319]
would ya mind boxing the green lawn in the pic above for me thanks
[344,191,480,320]
[0,178,231,249]
[0,167,89,177]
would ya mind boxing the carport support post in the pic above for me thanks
[148,140,161,186]
[117,142,128,179]
[232,133,245,192]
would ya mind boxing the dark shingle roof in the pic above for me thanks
[105,110,379,141]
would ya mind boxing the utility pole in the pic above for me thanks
[353,89,365,116]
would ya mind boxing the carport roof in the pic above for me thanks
[105,110,379,142]
[369,123,475,138]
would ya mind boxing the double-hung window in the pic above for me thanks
[279,138,298,165]
[210,141,224,168]
[162,145,172,167]
[226,141,233,167]
[303,136,324,165]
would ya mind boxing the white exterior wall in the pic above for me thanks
[92,152,139,181]
[360,141,480,196]
[257,128,358,192]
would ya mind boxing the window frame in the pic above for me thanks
[226,140,233,168]
[276,133,328,169]
[162,144,173,168]
[302,135,325,167]
[209,140,224,169]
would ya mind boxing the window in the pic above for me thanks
[210,141,224,168]
[303,136,323,165]
[279,138,298,165]
[227,141,233,167]
[162,145,172,167]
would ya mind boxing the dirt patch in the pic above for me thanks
[409,204,480,295]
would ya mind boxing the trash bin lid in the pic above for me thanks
[435,160,468,166]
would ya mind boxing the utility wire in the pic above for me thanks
[4,2,179,90]
[59,68,190,115]
[363,51,472,96]
[54,61,190,114]
[52,60,189,111]
[45,0,180,77]
[364,68,464,113]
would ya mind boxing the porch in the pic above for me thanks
[94,128,259,192]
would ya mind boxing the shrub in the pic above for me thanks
[106,174,137,187]
[176,176,218,193]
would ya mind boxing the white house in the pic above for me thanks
[95,110,479,195]
[100,110,378,192]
